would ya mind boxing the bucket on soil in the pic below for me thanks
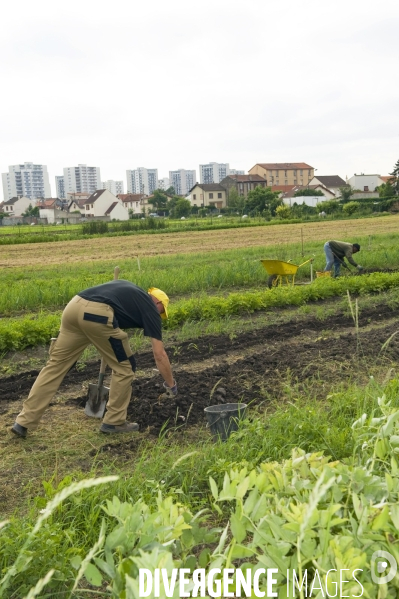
[316,271,331,278]
[204,403,247,441]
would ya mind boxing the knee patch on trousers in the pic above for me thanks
[108,337,128,362]
[128,354,137,372]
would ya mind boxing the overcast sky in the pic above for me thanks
[1,0,398,194]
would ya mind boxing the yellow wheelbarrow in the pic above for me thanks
[260,258,314,288]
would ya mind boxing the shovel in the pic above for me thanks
[84,266,120,418]
[85,358,109,418]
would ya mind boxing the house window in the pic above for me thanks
[193,194,196,200]
[364,186,369,191]
[217,193,222,198]
[300,170,303,176]
[91,204,94,208]
[209,193,214,199]
[284,170,287,176]
[293,171,297,176]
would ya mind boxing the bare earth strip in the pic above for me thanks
[1,215,398,267]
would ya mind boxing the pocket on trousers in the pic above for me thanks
[84,312,109,324]
[109,336,128,362]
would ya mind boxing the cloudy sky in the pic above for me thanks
[1,0,398,195]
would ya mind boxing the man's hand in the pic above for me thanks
[159,380,178,400]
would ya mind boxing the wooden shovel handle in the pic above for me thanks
[114,266,120,280]
[99,357,107,375]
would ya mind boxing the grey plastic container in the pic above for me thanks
[204,403,247,441]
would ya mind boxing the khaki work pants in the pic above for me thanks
[16,296,135,429]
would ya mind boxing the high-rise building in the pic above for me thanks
[169,169,196,196]
[229,169,245,175]
[126,168,158,196]
[63,164,101,195]
[2,162,51,201]
[102,180,124,195]
[199,162,230,184]
[158,178,170,191]
[55,176,65,199]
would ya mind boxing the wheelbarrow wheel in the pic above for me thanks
[267,274,279,289]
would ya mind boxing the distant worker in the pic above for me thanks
[324,240,362,277]
[11,281,177,438]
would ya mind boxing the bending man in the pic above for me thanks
[11,281,177,438]
[324,240,362,277]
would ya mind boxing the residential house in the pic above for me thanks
[219,174,267,201]
[308,175,346,197]
[117,193,146,216]
[104,202,129,220]
[248,163,315,187]
[282,185,336,207]
[84,189,129,220]
[66,191,91,202]
[1,196,32,216]
[348,173,390,192]
[67,198,86,214]
[39,207,78,224]
[36,198,64,210]
[188,184,227,209]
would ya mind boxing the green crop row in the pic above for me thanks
[2,271,399,353]
[3,233,399,317]
[2,393,399,597]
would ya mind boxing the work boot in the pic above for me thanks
[100,422,139,434]
[11,422,28,438]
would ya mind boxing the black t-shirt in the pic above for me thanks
[78,280,162,340]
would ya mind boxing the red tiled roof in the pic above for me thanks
[117,193,144,201]
[270,185,296,192]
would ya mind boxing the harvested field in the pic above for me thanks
[1,215,399,267]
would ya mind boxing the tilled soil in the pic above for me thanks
[1,302,399,438]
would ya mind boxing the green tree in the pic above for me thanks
[339,186,354,202]
[22,204,40,217]
[172,198,191,218]
[378,180,395,198]
[275,204,291,219]
[318,199,341,214]
[294,188,324,197]
[246,186,282,216]
[148,189,169,213]
[227,187,246,213]
[342,201,360,216]
[165,186,176,196]
[389,159,399,195]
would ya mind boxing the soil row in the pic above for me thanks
[1,302,398,434]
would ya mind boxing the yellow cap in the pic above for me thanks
[148,287,169,320]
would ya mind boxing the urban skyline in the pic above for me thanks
[1,161,250,200]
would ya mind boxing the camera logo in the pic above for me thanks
[371,550,397,585]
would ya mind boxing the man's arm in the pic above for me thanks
[344,249,358,267]
[151,338,175,387]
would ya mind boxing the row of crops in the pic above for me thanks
[2,233,399,351]
[2,270,399,352]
